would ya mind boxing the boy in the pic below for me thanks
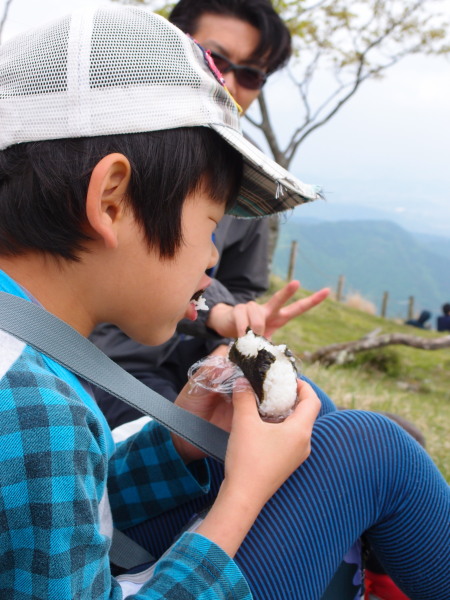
[91,0,329,428]
[0,6,320,598]
[1,7,448,600]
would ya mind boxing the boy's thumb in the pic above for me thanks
[232,378,258,418]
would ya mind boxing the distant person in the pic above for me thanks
[405,309,432,330]
[437,303,450,332]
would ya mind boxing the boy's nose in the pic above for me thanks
[207,242,219,271]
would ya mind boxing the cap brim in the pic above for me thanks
[210,123,321,218]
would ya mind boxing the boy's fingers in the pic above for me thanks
[283,288,330,320]
[232,378,258,418]
[233,304,251,338]
[290,380,321,426]
[301,287,330,309]
[247,305,266,336]
[265,280,300,312]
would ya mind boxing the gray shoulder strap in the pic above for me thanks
[110,528,154,569]
[0,291,230,570]
[0,292,228,462]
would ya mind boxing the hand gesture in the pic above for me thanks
[206,280,329,339]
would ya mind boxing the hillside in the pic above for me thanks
[414,232,450,261]
[273,219,450,320]
[262,277,450,481]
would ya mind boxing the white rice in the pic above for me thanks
[192,295,209,311]
[233,329,297,419]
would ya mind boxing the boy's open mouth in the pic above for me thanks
[190,289,206,302]
[189,289,209,313]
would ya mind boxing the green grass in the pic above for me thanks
[263,277,450,481]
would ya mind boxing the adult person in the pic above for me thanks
[1,8,449,599]
[437,302,450,332]
[90,0,329,429]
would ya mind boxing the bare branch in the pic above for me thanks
[304,332,450,366]
[0,0,14,44]
[285,70,364,162]
[249,0,450,169]
[284,50,406,161]
[243,112,261,129]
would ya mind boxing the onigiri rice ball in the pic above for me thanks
[229,328,298,421]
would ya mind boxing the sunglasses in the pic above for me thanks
[209,51,267,90]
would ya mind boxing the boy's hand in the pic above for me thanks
[206,281,329,339]
[195,378,321,557]
[224,378,320,504]
[171,372,234,463]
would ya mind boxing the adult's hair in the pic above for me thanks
[443,303,450,315]
[0,128,242,261]
[169,0,292,74]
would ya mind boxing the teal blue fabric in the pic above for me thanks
[0,270,251,599]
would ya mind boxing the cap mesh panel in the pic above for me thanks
[0,18,70,98]
[90,9,201,89]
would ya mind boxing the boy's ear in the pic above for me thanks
[85,153,132,249]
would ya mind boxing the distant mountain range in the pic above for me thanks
[273,218,450,322]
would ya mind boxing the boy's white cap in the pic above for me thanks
[0,6,320,217]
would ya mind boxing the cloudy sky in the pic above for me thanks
[2,0,450,237]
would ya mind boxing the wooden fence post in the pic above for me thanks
[286,240,298,282]
[381,291,389,318]
[336,275,345,302]
[408,296,415,320]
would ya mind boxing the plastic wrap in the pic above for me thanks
[187,355,248,399]
[187,347,300,422]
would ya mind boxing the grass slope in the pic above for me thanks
[264,277,450,481]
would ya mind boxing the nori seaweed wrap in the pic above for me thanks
[229,328,298,421]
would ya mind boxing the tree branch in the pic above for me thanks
[249,0,449,168]
[0,0,14,44]
[303,331,450,366]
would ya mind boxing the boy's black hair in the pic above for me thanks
[443,303,450,315]
[169,0,292,74]
[0,128,242,261]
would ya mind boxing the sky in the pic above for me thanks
[2,0,450,238]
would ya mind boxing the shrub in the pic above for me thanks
[345,292,377,315]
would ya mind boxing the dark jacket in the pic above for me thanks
[437,314,450,332]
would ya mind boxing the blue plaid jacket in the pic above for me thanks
[0,270,251,599]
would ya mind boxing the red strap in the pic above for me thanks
[365,569,410,600]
